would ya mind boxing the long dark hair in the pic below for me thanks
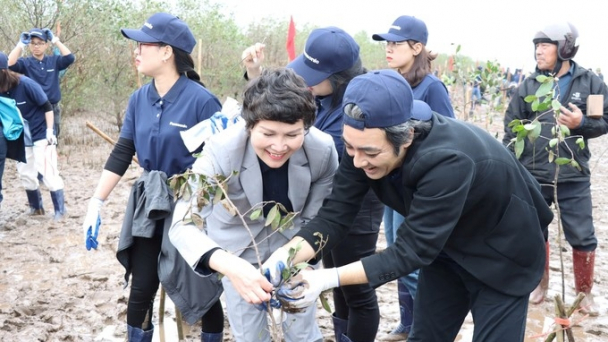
[0,69,20,93]
[172,46,206,87]
[327,58,367,112]
[401,42,437,87]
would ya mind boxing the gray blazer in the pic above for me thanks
[170,122,338,272]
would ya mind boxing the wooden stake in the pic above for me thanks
[197,38,202,77]
[85,121,139,165]
[159,287,166,342]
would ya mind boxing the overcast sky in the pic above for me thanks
[213,0,607,75]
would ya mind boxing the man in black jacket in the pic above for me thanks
[252,69,554,342]
[503,22,608,315]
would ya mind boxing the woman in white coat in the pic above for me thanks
[169,67,338,342]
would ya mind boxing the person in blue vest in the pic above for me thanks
[0,51,65,219]
[371,15,454,341]
[243,27,385,342]
[7,27,75,140]
[81,13,224,342]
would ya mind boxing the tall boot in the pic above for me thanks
[573,249,599,316]
[332,313,348,342]
[201,331,223,342]
[530,241,550,304]
[379,282,412,341]
[25,189,45,215]
[50,189,66,220]
[127,323,154,342]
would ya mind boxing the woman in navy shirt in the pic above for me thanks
[0,51,65,219]
[81,13,223,342]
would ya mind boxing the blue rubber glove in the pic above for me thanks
[86,215,101,251]
[254,269,282,311]
[83,197,104,250]
[20,32,31,45]
[42,28,57,43]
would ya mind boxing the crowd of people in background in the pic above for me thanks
[0,10,607,342]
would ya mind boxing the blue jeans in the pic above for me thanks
[383,206,419,297]
[0,129,7,204]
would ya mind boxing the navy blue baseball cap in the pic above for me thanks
[121,13,196,54]
[372,16,428,45]
[343,69,432,130]
[0,52,7,69]
[287,27,360,86]
[29,28,47,41]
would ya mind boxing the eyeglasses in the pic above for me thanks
[30,42,47,47]
[383,41,409,48]
[137,42,161,53]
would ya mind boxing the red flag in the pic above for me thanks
[286,16,296,62]
[448,56,454,72]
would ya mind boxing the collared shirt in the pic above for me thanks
[9,54,75,103]
[0,75,49,142]
[120,75,222,177]
[258,157,293,217]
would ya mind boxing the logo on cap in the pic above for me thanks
[144,22,153,29]
[303,50,319,64]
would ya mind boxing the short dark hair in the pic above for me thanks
[343,103,431,155]
[242,67,316,130]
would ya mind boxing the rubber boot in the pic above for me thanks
[332,314,348,342]
[530,241,550,304]
[50,189,66,220]
[25,189,45,215]
[379,282,412,341]
[201,331,223,342]
[573,249,599,316]
[127,323,154,342]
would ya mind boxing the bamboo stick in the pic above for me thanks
[85,121,139,165]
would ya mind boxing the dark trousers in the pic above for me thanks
[52,103,61,138]
[323,190,384,342]
[127,220,223,332]
[540,181,596,251]
[0,131,6,203]
[409,256,529,342]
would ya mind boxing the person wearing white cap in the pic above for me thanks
[81,13,224,342]
[371,15,454,341]
[261,69,553,342]
[243,27,385,342]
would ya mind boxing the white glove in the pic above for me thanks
[276,268,340,309]
[46,128,57,145]
[261,247,289,287]
[83,197,104,250]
